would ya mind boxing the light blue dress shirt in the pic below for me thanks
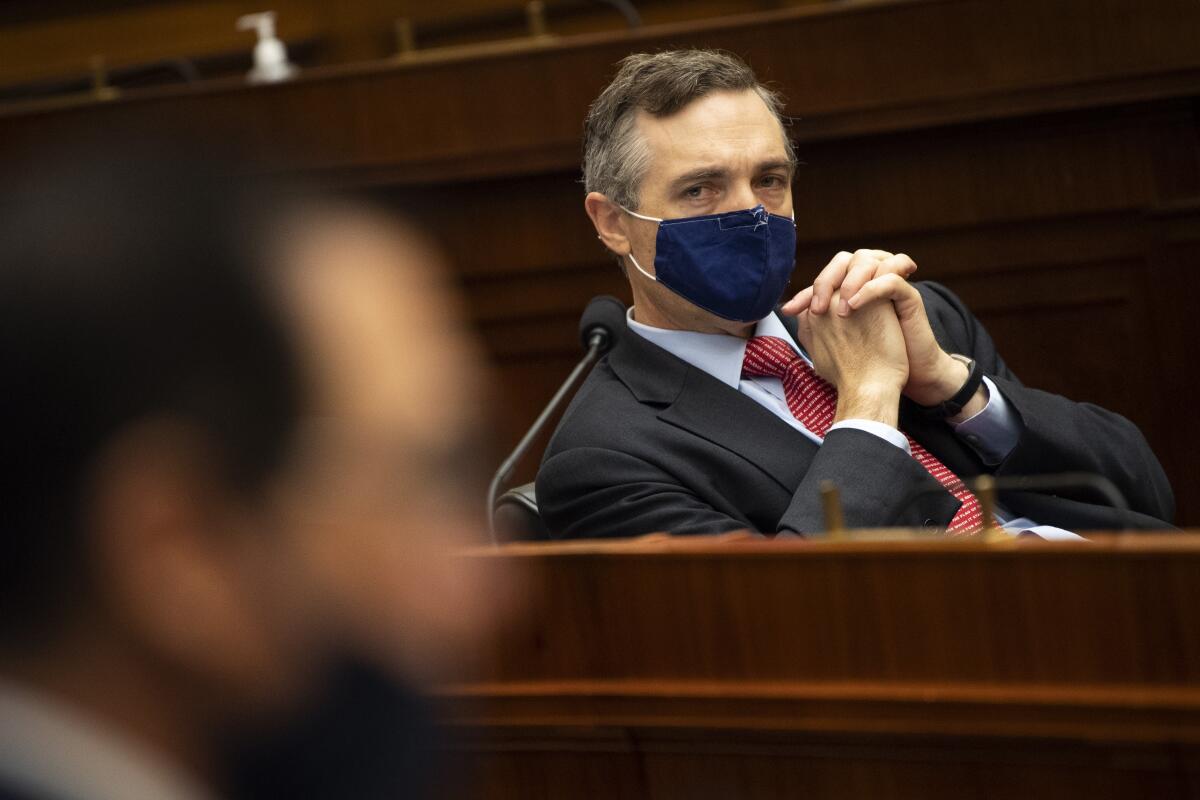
[626,308,1082,540]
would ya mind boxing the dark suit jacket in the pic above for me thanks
[536,282,1174,538]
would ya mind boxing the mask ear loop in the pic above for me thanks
[626,252,657,282]
[618,204,664,224]
[616,203,663,282]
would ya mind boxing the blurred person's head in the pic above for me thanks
[0,140,498,799]
[582,49,797,335]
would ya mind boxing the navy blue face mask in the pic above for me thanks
[622,203,797,323]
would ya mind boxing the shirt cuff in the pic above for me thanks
[828,419,911,454]
[950,376,1021,465]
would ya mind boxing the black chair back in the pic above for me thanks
[492,482,550,542]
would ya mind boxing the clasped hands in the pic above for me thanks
[780,249,984,427]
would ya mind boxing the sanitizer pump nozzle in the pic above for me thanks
[236,11,297,84]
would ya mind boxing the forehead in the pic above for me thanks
[635,89,788,179]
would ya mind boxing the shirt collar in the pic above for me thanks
[0,680,216,800]
[626,307,808,391]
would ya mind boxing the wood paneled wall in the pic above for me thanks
[0,0,1196,523]
[0,0,818,91]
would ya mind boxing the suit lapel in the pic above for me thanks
[608,313,817,493]
[660,366,816,492]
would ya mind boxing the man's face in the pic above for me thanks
[633,89,794,221]
[617,89,795,332]
[211,209,505,709]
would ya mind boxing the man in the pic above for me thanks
[536,49,1173,538]
[0,145,503,799]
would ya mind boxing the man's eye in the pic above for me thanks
[684,186,706,198]
[759,175,786,189]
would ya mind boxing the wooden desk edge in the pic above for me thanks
[434,679,1200,745]
[461,531,1200,558]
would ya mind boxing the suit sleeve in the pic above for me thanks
[919,282,1175,523]
[776,427,960,535]
[539,434,964,539]
[537,447,757,539]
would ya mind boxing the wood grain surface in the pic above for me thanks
[435,534,1200,798]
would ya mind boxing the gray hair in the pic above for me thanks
[582,49,795,211]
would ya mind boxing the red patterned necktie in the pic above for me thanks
[741,335,985,534]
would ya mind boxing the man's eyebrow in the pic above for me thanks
[669,167,729,190]
[669,160,797,191]
[758,159,796,175]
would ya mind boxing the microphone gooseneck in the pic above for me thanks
[486,296,625,545]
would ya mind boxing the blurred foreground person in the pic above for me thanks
[0,144,501,800]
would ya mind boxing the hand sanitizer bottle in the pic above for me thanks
[236,11,298,84]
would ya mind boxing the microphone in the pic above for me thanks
[578,293,625,354]
[487,295,625,544]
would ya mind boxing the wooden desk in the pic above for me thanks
[438,534,1200,798]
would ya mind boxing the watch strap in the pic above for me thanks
[919,354,983,420]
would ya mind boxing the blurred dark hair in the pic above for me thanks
[0,138,304,646]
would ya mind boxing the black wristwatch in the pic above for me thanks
[918,354,983,420]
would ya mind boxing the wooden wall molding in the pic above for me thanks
[3,0,1200,178]
[442,679,1200,743]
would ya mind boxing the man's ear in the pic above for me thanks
[85,420,289,697]
[584,192,631,257]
